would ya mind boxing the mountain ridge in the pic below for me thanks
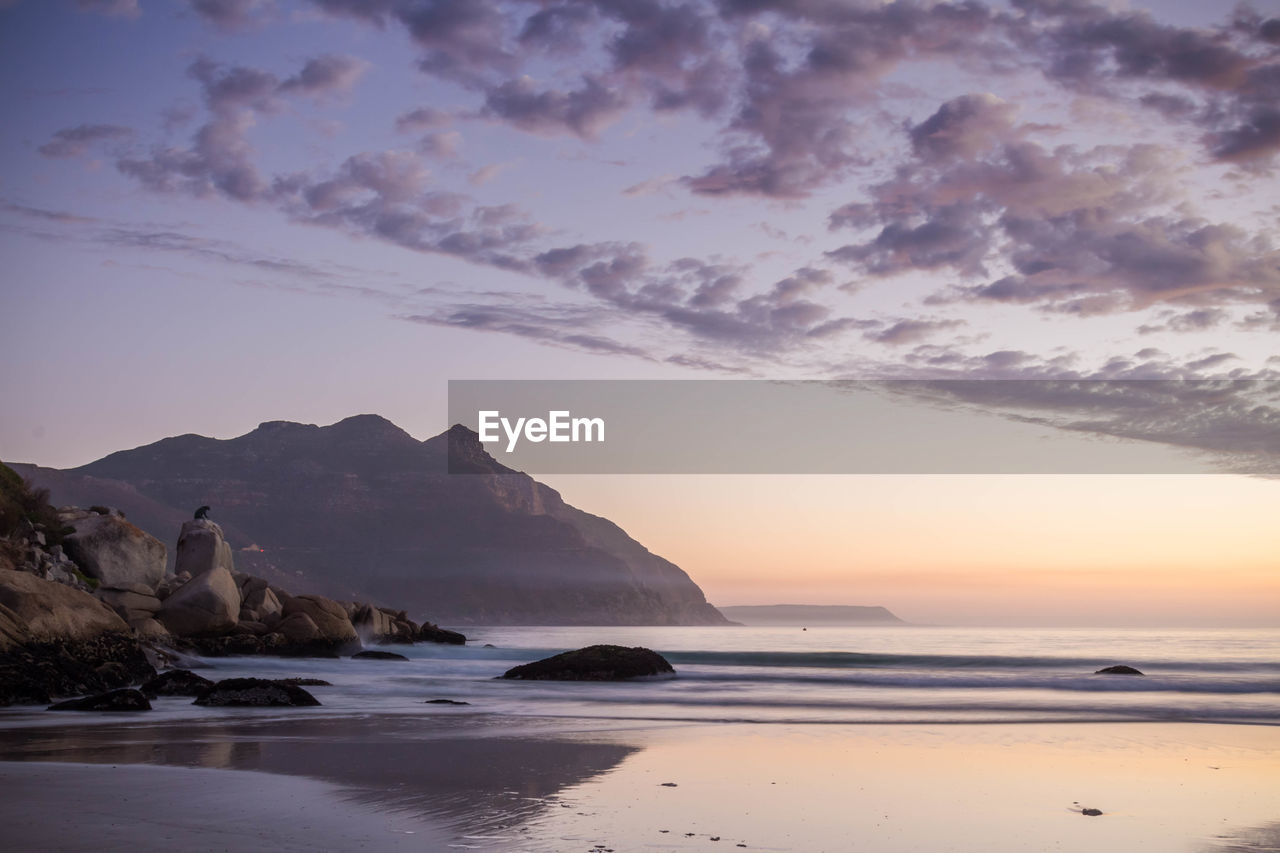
[13,416,729,627]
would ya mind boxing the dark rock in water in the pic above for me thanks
[1081,808,1103,816]
[425,698,470,705]
[141,668,214,698]
[351,650,408,661]
[194,677,321,707]
[49,688,151,711]
[500,645,675,681]
[1095,665,1143,675]
[418,623,466,645]
[279,677,331,686]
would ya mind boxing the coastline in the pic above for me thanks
[2,712,1277,852]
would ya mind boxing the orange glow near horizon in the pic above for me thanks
[543,474,1280,627]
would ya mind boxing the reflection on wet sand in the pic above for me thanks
[0,714,639,834]
[1206,821,1280,853]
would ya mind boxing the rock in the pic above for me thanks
[418,622,466,645]
[276,612,322,643]
[1081,808,1103,816]
[240,575,269,596]
[241,585,282,622]
[157,566,240,637]
[351,650,408,661]
[127,616,171,640]
[141,669,214,698]
[0,580,154,704]
[96,588,163,617]
[424,698,470,705]
[194,678,321,707]
[281,595,358,646]
[48,688,152,711]
[279,677,331,686]
[179,634,265,656]
[237,619,269,635]
[1095,665,1144,675]
[174,518,235,577]
[63,513,166,591]
[351,603,394,642]
[0,570,128,644]
[500,645,675,681]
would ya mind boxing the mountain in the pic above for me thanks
[12,416,728,626]
[716,605,904,626]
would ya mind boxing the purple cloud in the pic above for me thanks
[38,124,133,158]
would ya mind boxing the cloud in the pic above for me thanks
[114,54,370,202]
[279,55,369,99]
[865,318,965,346]
[38,124,133,158]
[189,0,270,31]
[395,107,452,133]
[883,378,1280,475]
[830,94,1280,316]
[482,75,628,138]
[76,0,139,17]
[1008,0,1280,168]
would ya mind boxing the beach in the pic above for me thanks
[1,625,1277,851]
[0,717,1277,852]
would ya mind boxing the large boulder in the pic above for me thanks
[157,566,240,637]
[281,595,358,646]
[0,572,155,705]
[501,645,675,681]
[194,677,320,707]
[0,570,129,643]
[62,513,166,591]
[174,518,234,577]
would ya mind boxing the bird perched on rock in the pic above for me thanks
[194,505,211,520]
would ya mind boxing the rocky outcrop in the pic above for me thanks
[500,645,675,681]
[48,688,151,711]
[175,518,234,577]
[351,649,408,661]
[157,566,239,636]
[62,510,166,590]
[1095,665,1144,675]
[140,669,214,698]
[194,678,321,707]
[0,571,155,705]
[21,416,731,625]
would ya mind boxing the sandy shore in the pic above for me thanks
[1,716,1276,852]
[0,761,451,853]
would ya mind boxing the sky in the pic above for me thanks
[1,0,1278,626]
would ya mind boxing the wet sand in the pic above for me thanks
[0,714,1276,852]
[0,761,450,853]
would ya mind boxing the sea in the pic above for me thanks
[7,625,1275,728]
